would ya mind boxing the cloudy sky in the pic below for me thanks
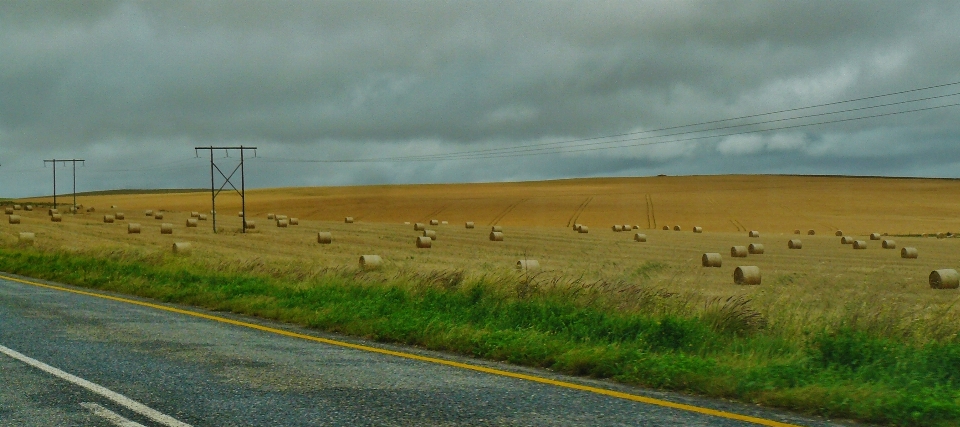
[2,1,959,197]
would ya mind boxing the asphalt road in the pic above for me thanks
[0,274,854,427]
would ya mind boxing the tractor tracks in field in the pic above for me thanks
[489,199,528,226]
[419,205,448,223]
[645,194,656,230]
[566,197,593,228]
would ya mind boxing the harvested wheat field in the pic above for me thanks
[7,174,960,339]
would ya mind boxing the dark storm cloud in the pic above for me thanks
[1,1,959,197]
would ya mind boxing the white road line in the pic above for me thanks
[81,402,148,427]
[0,344,192,427]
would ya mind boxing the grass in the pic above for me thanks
[3,246,960,426]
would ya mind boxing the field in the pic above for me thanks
[6,174,960,425]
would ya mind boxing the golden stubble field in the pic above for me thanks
[7,174,960,338]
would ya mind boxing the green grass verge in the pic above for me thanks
[1,246,959,426]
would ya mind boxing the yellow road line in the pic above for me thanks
[1,274,801,427]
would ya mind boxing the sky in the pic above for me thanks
[2,1,960,198]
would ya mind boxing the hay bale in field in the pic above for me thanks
[794,229,801,235]
[276,219,289,228]
[154,212,164,220]
[423,229,437,240]
[85,207,94,213]
[115,212,125,220]
[517,259,540,271]
[623,225,631,231]
[277,215,288,221]
[160,223,173,234]
[4,207,12,215]
[103,215,115,223]
[612,225,622,232]
[359,255,382,270]
[882,239,896,249]
[748,243,764,254]
[634,233,647,242]
[8,215,20,224]
[930,269,960,289]
[663,225,669,230]
[172,242,192,255]
[693,226,703,233]
[416,236,432,248]
[807,229,815,235]
[18,232,35,244]
[267,213,275,219]
[190,211,199,218]
[901,247,918,259]
[13,205,21,210]
[835,230,843,236]
[244,220,256,230]
[870,233,881,240]
[128,223,141,234]
[853,240,867,249]
[489,231,504,241]
[24,205,33,211]
[414,222,426,231]
[673,225,681,231]
[238,211,244,218]
[48,208,58,216]
[69,206,77,213]
[730,246,748,258]
[145,210,153,216]
[441,221,448,225]
[465,221,475,229]
[317,232,332,244]
[50,214,62,222]
[344,217,354,223]
[702,253,722,267]
[198,214,207,220]
[841,236,854,244]
[404,222,411,225]
[734,266,761,285]
[491,225,503,232]
[578,226,589,234]
[788,239,802,249]
[748,230,760,238]
[633,225,640,230]
[430,219,439,225]
[290,218,299,225]
[186,218,198,228]
[111,205,117,209]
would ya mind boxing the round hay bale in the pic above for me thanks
[238,211,244,218]
[267,213,275,219]
[430,219,439,225]
[634,233,647,242]
[18,232,35,244]
[50,214,62,222]
[662,225,669,230]
[734,266,761,285]
[693,226,703,233]
[24,205,33,211]
[870,233,881,240]
[13,205,21,210]
[489,231,504,241]
[835,230,843,236]
[172,242,192,255]
[465,221,475,229]
[289,218,299,225]
[111,205,117,209]
[8,215,21,224]
[788,239,802,249]
[186,218,198,228]
[794,229,801,234]
[69,206,78,213]
[730,246,748,258]
[3,207,12,215]
[930,269,960,289]
[359,255,382,270]
[127,223,141,234]
[882,239,896,249]
[404,222,411,225]
[423,229,437,240]
[416,236,432,248]
[160,223,173,234]
[491,225,503,233]
[345,217,354,223]
[154,212,164,220]
[673,225,681,231]
[840,236,854,244]
[623,225,631,231]
[441,221,448,225]
[115,212,125,220]
[276,219,289,228]
[572,223,581,231]
[612,225,622,232]
[85,207,94,212]
[103,215,115,223]
[633,225,640,230]
[578,226,589,233]
[807,229,815,235]
[748,230,760,238]
[244,220,256,230]
[190,211,199,218]
[748,243,764,254]
[414,222,426,231]
[198,214,207,220]
[517,259,540,271]
[702,253,722,267]
[317,232,333,244]
[901,247,918,259]
[48,208,58,216]
[145,210,153,216]
[853,240,867,249]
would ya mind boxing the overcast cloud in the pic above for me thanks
[2,1,959,197]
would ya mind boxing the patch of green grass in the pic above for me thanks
[1,246,959,426]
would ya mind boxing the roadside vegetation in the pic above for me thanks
[2,245,960,426]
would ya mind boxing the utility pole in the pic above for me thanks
[43,159,84,210]
[193,146,257,233]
